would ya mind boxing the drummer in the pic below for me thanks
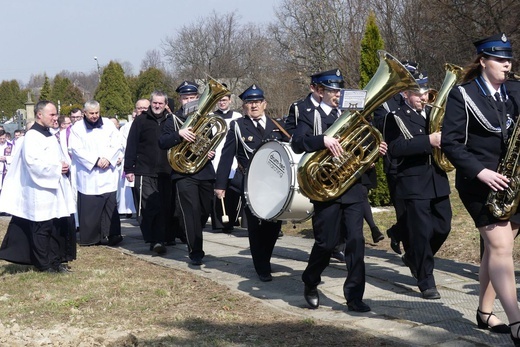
[214,84,291,282]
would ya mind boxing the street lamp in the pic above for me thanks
[94,56,101,82]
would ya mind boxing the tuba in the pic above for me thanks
[168,78,230,174]
[297,50,419,202]
[429,63,464,172]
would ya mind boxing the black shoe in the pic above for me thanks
[304,284,319,309]
[347,299,371,312]
[421,287,441,300]
[258,273,273,282]
[56,264,72,273]
[331,251,345,262]
[191,257,203,266]
[107,235,123,246]
[39,267,58,274]
[222,227,234,234]
[386,228,402,254]
[476,308,510,334]
[510,321,520,346]
[152,243,167,255]
[165,240,176,246]
[371,226,384,243]
[401,254,418,279]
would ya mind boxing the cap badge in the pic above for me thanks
[335,69,340,76]
[502,33,507,42]
[419,73,424,79]
[183,81,188,86]
[252,85,257,90]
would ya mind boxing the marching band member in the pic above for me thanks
[383,71,452,300]
[215,85,290,282]
[211,85,243,232]
[442,33,519,342]
[158,81,214,266]
[292,69,386,312]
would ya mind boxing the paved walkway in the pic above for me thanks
[117,218,516,347]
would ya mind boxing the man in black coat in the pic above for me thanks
[383,71,452,300]
[159,81,215,266]
[292,69,384,312]
[215,84,290,282]
[124,91,173,255]
[285,76,321,136]
[372,60,419,255]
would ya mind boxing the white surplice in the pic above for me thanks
[0,126,76,221]
[68,118,124,195]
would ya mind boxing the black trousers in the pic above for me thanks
[77,191,121,245]
[133,175,172,244]
[211,181,241,230]
[386,173,409,251]
[57,215,76,262]
[404,196,451,291]
[302,200,365,303]
[175,177,213,260]
[244,205,281,276]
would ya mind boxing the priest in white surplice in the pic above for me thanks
[0,101,76,273]
[68,100,124,246]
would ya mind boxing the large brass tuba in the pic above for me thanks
[168,78,230,174]
[429,63,464,172]
[297,50,419,202]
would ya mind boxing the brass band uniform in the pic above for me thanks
[383,71,452,300]
[158,82,214,266]
[291,69,372,312]
[215,85,290,282]
[442,33,520,342]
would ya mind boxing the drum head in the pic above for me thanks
[245,141,294,220]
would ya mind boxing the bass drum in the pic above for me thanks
[244,141,313,223]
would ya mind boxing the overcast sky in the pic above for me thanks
[0,0,279,85]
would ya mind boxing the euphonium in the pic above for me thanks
[168,78,230,174]
[429,63,464,172]
[297,50,419,202]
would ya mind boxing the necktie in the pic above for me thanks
[330,108,339,118]
[254,119,265,137]
[494,92,502,102]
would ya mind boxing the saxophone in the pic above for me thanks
[168,78,230,174]
[429,63,464,172]
[486,118,520,220]
[297,51,419,202]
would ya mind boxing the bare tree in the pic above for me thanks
[163,11,251,84]
[141,49,164,72]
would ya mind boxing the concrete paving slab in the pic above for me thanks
[113,219,519,346]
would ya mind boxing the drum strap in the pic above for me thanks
[270,118,291,139]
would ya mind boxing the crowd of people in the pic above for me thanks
[0,32,519,345]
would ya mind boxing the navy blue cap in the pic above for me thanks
[412,71,429,92]
[401,60,418,74]
[310,69,344,90]
[239,84,264,102]
[474,33,513,59]
[175,81,199,95]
